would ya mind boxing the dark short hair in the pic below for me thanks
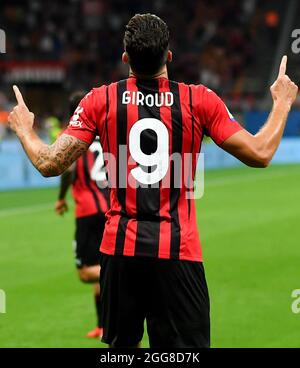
[123,14,170,76]
[69,90,86,114]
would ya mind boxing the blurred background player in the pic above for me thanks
[46,116,62,144]
[55,91,110,339]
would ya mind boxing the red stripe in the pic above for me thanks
[190,85,204,261]
[190,86,203,178]
[73,155,99,217]
[96,191,109,213]
[100,83,119,254]
[87,151,100,211]
[97,86,110,213]
[123,78,139,256]
[85,147,108,213]
[123,220,137,256]
[177,83,191,259]
[73,158,85,217]
[76,156,84,186]
[175,83,203,261]
[158,78,172,258]
[100,86,109,154]
[189,198,203,261]
[88,153,109,213]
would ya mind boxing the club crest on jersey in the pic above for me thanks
[122,91,174,107]
[69,106,83,128]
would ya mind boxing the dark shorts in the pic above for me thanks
[74,214,105,269]
[99,253,210,348]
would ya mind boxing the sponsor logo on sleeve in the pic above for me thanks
[69,106,83,128]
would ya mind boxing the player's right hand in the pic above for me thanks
[8,85,35,136]
[55,199,68,216]
[270,55,298,109]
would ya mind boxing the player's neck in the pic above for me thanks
[129,66,168,80]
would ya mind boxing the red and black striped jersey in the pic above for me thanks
[72,141,110,218]
[64,77,242,261]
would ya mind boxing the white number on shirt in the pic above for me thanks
[89,141,106,183]
[129,118,169,185]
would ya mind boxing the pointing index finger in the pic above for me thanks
[13,85,25,106]
[278,55,287,78]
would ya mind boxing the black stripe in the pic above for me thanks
[187,86,195,218]
[115,80,129,255]
[102,185,110,207]
[169,81,183,259]
[135,78,161,257]
[82,153,101,213]
[115,216,128,256]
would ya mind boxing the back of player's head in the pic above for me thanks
[123,13,170,76]
[69,91,86,114]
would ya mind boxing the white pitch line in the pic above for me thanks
[0,203,53,218]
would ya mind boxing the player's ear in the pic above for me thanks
[122,52,129,64]
[167,50,172,63]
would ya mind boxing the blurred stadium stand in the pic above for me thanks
[0,0,299,190]
[0,0,291,117]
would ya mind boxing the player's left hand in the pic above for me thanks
[8,85,35,137]
[270,55,298,109]
[55,199,68,216]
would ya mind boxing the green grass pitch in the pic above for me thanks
[0,164,300,348]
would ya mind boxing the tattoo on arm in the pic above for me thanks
[35,134,89,176]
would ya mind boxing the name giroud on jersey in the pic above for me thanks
[122,90,174,107]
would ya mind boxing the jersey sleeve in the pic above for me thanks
[63,87,106,145]
[200,86,243,145]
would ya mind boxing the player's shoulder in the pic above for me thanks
[191,84,222,109]
[85,84,107,97]
[188,82,215,96]
[86,80,123,96]
[80,79,129,107]
[171,80,216,98]
[80,85,108,107]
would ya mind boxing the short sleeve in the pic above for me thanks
[201,87,243,145]
[63,87,106,145]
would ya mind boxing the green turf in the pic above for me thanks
[0,164,300,347]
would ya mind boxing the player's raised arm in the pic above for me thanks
[221,56,298,168]
[8,85,89,177]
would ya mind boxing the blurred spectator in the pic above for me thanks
[0,0,285,124]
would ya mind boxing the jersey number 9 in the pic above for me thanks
[129,118,169,185]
